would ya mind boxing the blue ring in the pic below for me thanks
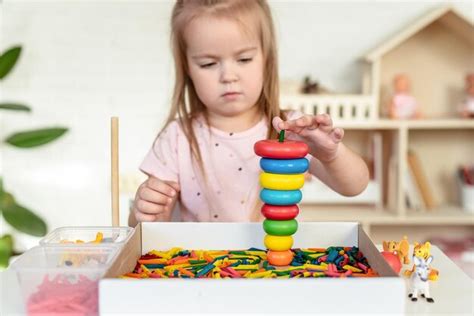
[260,158,309,174]
[260,189,302,205]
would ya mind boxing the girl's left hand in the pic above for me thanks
[272,114,344,163]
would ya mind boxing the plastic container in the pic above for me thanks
[11,245,119,315]
[39,226,134,247]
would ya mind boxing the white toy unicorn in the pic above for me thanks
[408,256,435,303]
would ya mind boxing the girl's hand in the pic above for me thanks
[132,176,180,222]
[272,114,344,163]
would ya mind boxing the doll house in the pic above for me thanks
[282,5,474,122]
[282,5,474,243]
[364,5,474,119]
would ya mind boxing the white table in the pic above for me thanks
[391,245,473,315]
[1,246,473,315]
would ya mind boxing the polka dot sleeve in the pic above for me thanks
[139,121,179,182]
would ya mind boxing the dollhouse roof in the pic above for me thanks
[365,5,474,62]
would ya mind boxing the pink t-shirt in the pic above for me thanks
[140,115,271,222]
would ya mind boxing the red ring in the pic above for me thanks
[261,204,299,220]
[254,139,309,159]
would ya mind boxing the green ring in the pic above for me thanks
[263,219,298,236]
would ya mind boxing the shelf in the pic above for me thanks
[298,205,394,222]
[335,120,399,130]
[299,204,474,225]
[403,206,474,225]
[404,119,474,129]
[334,119,474,130]
[301,179,380,205]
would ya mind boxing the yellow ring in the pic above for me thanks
[260,172,305,190]
[264,234,293,251]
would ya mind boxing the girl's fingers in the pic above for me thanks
[273,114,339,137]
[135,210,158,222]
[314,114,333,132]
[285,115,313,130]
[294,115,314,127]
[165,180,181,192]
[136,199,166,215]
[147,177,179,197]
[330,127,345,143]
[139,187,172,205]
[272,116,284,132]
[274,115,312,134]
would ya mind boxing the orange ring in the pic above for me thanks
[267,250,294,266]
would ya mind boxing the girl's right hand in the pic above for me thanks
[132,176,180,222]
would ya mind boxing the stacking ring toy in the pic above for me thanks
[264,235,293,251]
[260,158,309,174]
[260,172,305,190]
[255,130,309,266]
[261,204,299,220]
[267,250,294,266]
[263,219,298,236]
[254,139,309,159]
[260,189,302,205]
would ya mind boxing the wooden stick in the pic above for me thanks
[111,117,120,226]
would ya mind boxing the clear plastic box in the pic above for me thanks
[11,245,119,315]
[39,226,134,247]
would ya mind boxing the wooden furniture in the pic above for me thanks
[282,5,474,243]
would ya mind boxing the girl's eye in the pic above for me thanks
[238,58,253,63]
[200,62,216,69]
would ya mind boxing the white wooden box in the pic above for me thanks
[99,222,405,314]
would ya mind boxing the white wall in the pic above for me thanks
[0,0,472,250]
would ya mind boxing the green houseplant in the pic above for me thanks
[0,46,68,267]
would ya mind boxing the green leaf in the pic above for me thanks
[0,177,4,200]
[5,127,68,148]
[0,46,22,80]
[0,191,15,212]
[0,235,13,268]
[0,103,31,112]
[2,199,47,237]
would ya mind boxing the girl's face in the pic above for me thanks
[184,15,264,118]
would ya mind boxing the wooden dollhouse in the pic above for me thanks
[282,5,474,243]
[364,5,474,119]
[282,5,474,122]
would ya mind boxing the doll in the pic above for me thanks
[389,74,420,119]
[382,236,410,265]
[408,256,435,303]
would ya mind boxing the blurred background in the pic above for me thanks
[1,0,473,276]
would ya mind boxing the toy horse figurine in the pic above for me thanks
[383,236,410,264]
[404,241,439,280]
[408,256,435,303]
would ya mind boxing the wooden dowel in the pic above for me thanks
[111,117,120,226]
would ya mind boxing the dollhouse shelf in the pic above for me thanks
[282,5,474,243]
[334,119,474,130]
[299,204,474,225]
[290,114,474,243]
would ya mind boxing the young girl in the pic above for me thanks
[129,0,369,226]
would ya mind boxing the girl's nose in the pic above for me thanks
[220,64,239,83]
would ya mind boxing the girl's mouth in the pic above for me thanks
[222,92,242,100]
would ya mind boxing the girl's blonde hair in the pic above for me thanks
[156,0,283,221]
[162,0,283,165]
